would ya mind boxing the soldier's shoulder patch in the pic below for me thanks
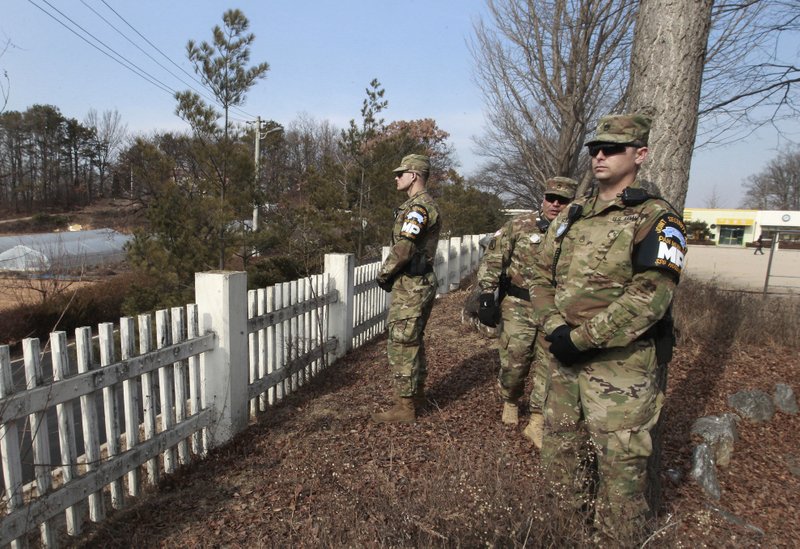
[634,212,687,278]
[399,205,429,240]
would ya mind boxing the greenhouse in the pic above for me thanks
[0,229,132,272]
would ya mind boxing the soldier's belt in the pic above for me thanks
[403,263,434,277]
[505,284,530,301]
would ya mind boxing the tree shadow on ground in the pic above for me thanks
[426,348,498,411]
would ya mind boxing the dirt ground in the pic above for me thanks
[683,245,800,294]
[67,287,800,548]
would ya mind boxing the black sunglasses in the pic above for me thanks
[544,194,571,205]
[587,143,628,158]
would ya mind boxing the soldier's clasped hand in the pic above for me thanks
[477,292,499,327]
[545,324,588,366]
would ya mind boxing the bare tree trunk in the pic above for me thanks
[627,0,713,211]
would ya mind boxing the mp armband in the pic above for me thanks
[633,213,687,279]
[399,205,429,240]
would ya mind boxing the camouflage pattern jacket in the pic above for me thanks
[477,211,548,300]
[526,180,687,352]
[378,189,441,285]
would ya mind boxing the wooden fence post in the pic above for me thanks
[195,271,248,450]
[436,239,449,296]
[470,234,484,270]
[323,254,354,361]
[449,236,462,292]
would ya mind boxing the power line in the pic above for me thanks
[93,1,219,104]
[29,0,178,98]
[81,0,221,107]
[29,0,263,127]
[95,0,260,121]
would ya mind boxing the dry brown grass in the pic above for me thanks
[0,275,97,311]
[675,275,800,349]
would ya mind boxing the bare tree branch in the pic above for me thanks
[470,0,635,207]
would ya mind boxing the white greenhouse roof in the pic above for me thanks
[0,229,132,272]
[0,245,50,272]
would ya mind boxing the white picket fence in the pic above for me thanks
[0,235,485,546]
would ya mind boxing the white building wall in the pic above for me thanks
[684,208,800,246]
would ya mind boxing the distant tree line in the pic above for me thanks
[118,79,505,310]
[741,146,800,210]
[0,105,126,212]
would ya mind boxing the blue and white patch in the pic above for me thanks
[399,205,429,240]
[634,213,688,279]
[661,225,687,248]
[556,221,569,238]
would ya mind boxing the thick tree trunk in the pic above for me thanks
[627,0,713,519]
[627,0,713,211]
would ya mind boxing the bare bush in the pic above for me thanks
[674,276,800,350]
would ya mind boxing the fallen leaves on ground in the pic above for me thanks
[67,289,800,548]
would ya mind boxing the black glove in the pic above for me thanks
[545,324,591,366]
[376,276,394,292]
[477,292,500,327]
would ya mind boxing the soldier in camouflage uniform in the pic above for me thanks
[373,154,441,424]
[476,177,577,445]
[525,114,687,542]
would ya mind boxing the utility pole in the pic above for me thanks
[253,116,263,232]
[251,117,283,232]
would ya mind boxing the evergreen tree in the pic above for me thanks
[175,9,269,268]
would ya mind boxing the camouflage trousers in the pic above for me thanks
[497,296,550,409]
[387,272,438,397]
[541,339,663,541]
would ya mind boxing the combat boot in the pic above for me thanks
[371,396,416,424]
[501,401,519,425]
[523,412,544,449]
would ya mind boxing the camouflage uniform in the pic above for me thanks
[378,189,441,397]
[527,115,687,540]
[477,213,550,408]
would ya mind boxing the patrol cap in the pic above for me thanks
[545,176,578,200]
[585,113,651,147]
[392,154,430,175]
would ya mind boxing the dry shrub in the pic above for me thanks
[0,273,135,346]
[674,276,800,350]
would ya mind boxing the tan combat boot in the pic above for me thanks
[371,396,416,424]
[501,401,519,425]
[523,412,544,449]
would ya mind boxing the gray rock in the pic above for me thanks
[727,390,775,422]
[691,414,738,468]
[691,443,721,500]
[705,502,765,537]
[773,383,798,415]
[665,468,683,484]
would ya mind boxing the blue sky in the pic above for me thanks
[2,1,798,209]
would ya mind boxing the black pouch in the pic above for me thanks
[406,253,430,276]
[653,307,675,364]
